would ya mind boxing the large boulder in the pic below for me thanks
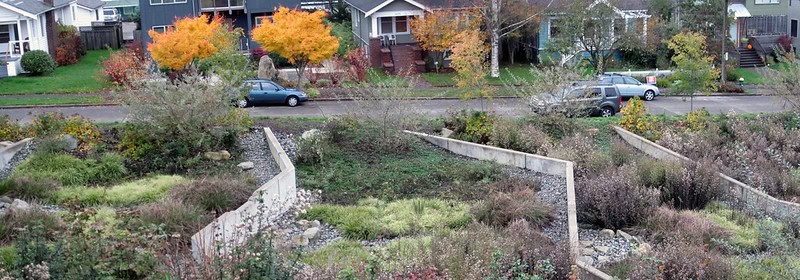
[257,55,277,80]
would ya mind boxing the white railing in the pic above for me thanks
[5,40,31,58]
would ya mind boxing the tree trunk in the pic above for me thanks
[490,0,500,78]
[295,61,307,90]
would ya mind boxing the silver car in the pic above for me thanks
[599,74,660,101]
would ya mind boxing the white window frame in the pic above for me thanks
[0,26,10,44]
[151,25,173,33]
[755,0,780,4]
[792,19,799,37]
[255,16,272,27]
[150,0,187,6]
[378,16,410,35]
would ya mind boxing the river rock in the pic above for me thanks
[237,161,254,170]
[204,150,231,161]
[258,55,277,80]
[599,229,615,238]
[301,129,321,140]
[59,134,79,150]
[578,256,594,266]
[10,199,29,211]
[617,230,634,242]
[594,246,610,253]
[292,235,309,247]
[303,227,320,240]
[0,196,12,204]
[580,240,593,248]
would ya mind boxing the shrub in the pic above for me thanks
[491,120,553,155]
[324,117,415,156]
[655,243,733,280]
[13,152,127,187]
[547,133,611,177]
[0,116,26,142]
[720,83,745,93]
[169,176,255,214]
[316,79,332,87]
[301,198,471,240]
[346,48,369,83]
[137,198,212,240]
[20,50,56,75]
[662,159,723,209]
[0,246,15,270]
[640,207,730,247]
[608,139,636,167]
[0,208,62,243]
[576,167,660,229]
[60,116,101,152]
[55,25,84,66]
[54,175,187,206]
[620,97,657,139]
[445,109,494,144]
[29,112,67,136]
[303,240,370,268]
[101,48,148,87]
[634,158,672,188]
[0,176,60,200]
[250,47,268,63]
[472,188,554,228]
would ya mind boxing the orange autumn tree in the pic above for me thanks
[251,7,339,89]
[450,29,490,110]
[411,9,481,70]
[147,15,232,71]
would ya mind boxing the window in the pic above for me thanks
[255,16,272,27]
[151,25,172,33]
[549,18,561,38]
[605,87,618,97]
[261,82,277,91]
[150,0,186,5]
[755,0,780,3]
[0,27,9,44]
[612,77,625,84]
[793,19,798,37]
[379,16,410,35]
[623,77,640,85]
[249,82,260,90]
[590,87,603,97]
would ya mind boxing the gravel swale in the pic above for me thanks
[0,140,34,181]
[240,128,281,186]
[505,168,569,243]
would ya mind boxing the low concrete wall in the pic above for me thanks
[0,138,33,170]
[613,126,800,222]
[403,131,587,265]
[191,128,297,259]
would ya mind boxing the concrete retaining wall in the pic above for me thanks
[613,126,800,222]
[191,128,297,259]
[0,138,32,170]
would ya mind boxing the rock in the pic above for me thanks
[291,235,309,247]
[599,229,615,238]
[578,256,594,266]
[594,246,610,253]
[0,196,12,204]
[597,256,610,263]
[441,128,454,138]
[301,129,321,140]
[10,199,29,211]
[581,247,595,256]
[617,230,634,242]
[204,150,231,161]
[257,55,278,80]
[633,243,652,257]
[303,227,320,240]
[296,219,310,228]
[59,134,79,150]
[579,240,593,248]
[310,220,321,228]
[237,161,255,171]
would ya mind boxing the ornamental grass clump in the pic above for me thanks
[576,166,660,229]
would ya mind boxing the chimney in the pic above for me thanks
[43,0,53,5]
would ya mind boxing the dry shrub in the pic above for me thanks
[169,176,255,215]
[0,208,62,242]
[472,188,554,228]
[486,177,540,193]
[490,120,553,155]
[640,207,730,246]
[137,198,212,242]
[1,176,61,201]
[609,139,636,167]
[576,167,660,229]
[663,159,724,209]
[101,48,148,87]
[548,133,611,177]
[625,243,733,280]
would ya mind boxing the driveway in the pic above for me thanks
[0,96,790,124]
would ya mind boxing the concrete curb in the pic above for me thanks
[190,127,297,260]
[0,103,119,109]
[311,96,521,101]
[0,138,33,170]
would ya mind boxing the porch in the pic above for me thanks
[1,19,48,59]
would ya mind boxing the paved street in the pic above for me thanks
[0,96,791,124]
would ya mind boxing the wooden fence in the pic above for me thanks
[80,22,123,50]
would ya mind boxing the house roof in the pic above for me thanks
[0,0,74,16]
[345,0,475,14]
[77,0,104,9]
[530,0,649,12]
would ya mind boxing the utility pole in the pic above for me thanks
[721,0,728,84]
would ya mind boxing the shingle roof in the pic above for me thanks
[0,0,74,15]
[77,0,104,9]
[344,0,474,13]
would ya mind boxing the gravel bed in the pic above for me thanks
[0,140,34,181]
[240,128,281,186]
[579,229,637,267]
[273,132,297,160]
[505,168,569,243]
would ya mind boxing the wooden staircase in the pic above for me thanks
[738,47,765,68]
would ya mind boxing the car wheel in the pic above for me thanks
[286,96,299,107]
[237,98,249,108]
[600,106,614,117]
[644,90,655,101]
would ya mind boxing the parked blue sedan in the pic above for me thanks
[237,79,308,107]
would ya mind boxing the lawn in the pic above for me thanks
[366,68,409,87]
[421,65,536,87]
[0,50,112,95]
[0,96,105,106]
[731,68,765,85]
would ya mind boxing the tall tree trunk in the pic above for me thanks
[490,0,500,78]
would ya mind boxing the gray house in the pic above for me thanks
[139,0,301,50]
[344,0,474,73]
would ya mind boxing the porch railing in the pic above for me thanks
[4,40,31,58]
[748,36,767,65]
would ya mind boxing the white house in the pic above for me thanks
[55,0,104,28]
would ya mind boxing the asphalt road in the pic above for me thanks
[0,96,792,124]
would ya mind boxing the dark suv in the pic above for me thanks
[529,84,622,117]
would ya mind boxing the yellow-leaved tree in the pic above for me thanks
[147,15,233,71]
[411,9,480,70]
[450,29,490,110]
[252,7,339,89]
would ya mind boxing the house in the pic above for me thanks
[104,0,139,20]
[55,0,105,27]
[1,0,64,77]
[788,0,800,50]
[344,0,476,74]
[139,0,302,51]
[726,0,791,67]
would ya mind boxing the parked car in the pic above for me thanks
[529,84,622,117]
[598,74,660,101]
[102,8,120,22]
[237,79,308,107]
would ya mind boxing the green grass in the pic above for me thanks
[731,68,765,85]
[420,65,537,87]
[0,96,105,106]
[366,68,409,87]
[0,50,112,95]
[12,152,126,187]
[53,175,188,206]
[0,245,15,270]
[702,202,762,252]
[732,255,800,280]
[303,240,370,268]
[301,198,471,240]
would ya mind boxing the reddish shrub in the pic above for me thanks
[250,47,268,63]
[576,167,660,229]
[55,26,84,66]
[662,159,724,210]
[346,47,369,83]
[101,48,147,87]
